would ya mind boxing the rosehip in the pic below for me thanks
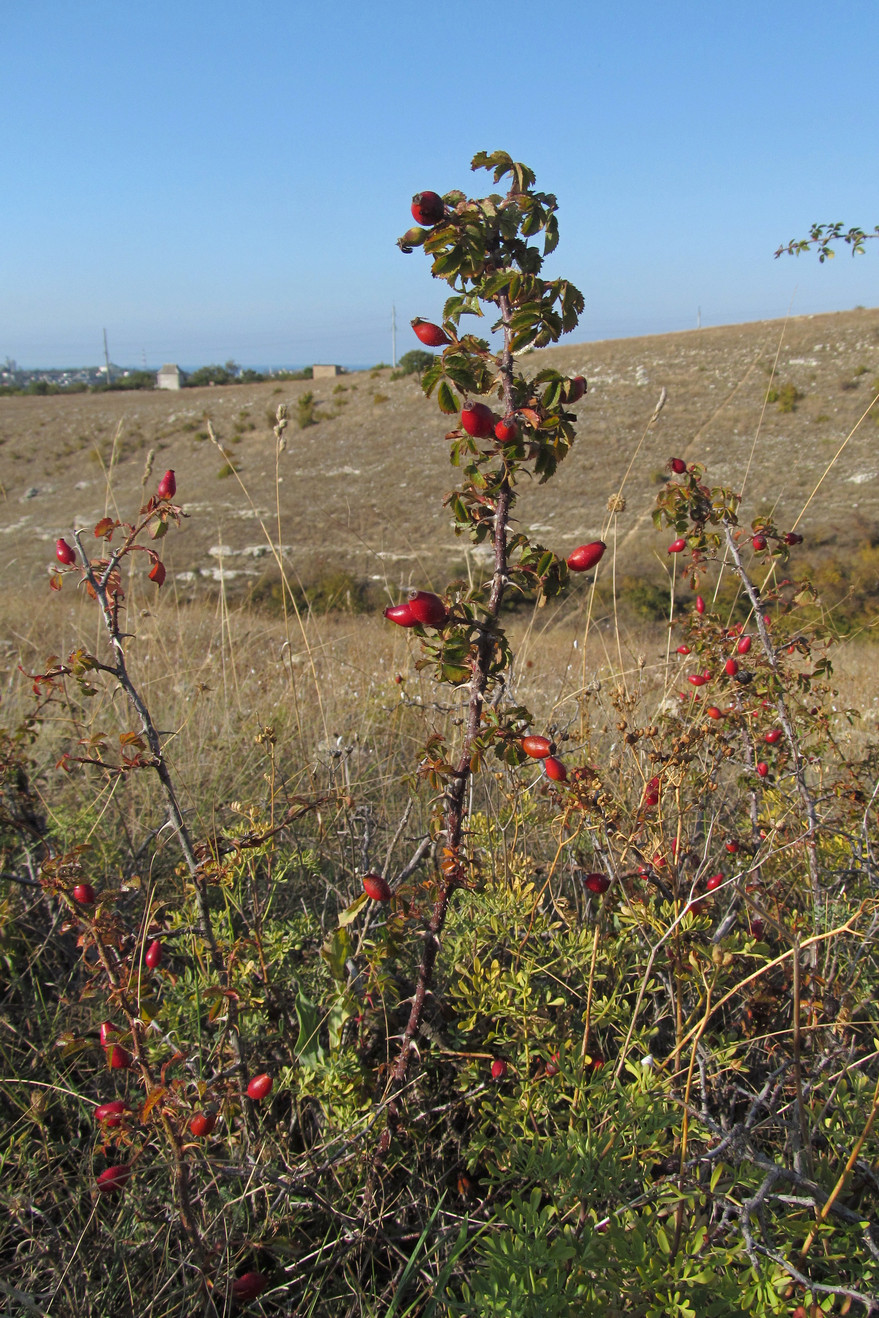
[752,534,767,550]
[676,645,691,655]
[567,541,606,572]
[764,729,782,744]
[784,532,803,545]
[190,1111,216,1138]
[521,735,552,759]
[56,538,76,565]
[408,590,447,627]
[411,318,450,347]
[99,1021,119,1048]
[566,375,587,402]
[460,402,496,438]
[95,1100,127,1127]
[706,706,722,719]
[583,873,610,894]
[494,417,518,442]
[246,1073,273,1101]
[725,841,739,854]
[643,791,659,807]
[106,1044,132,1070]
[543,755,567,782]
[384,603,418,627]
[756,762,769,778]
[688,674,709,686]
[232,1273,268,1302]
[545,1052,560,1077]
[410,191,444,226]
[737,635,752,655]
[362,873,392,902]
[750,918,765,939]
[144,939,163,969]
[705,874,724,891]
[695,596,705,614]
[397,226,428,252]
[97,1164,131,1194]
[73,883,96,905]
[670,457,687,474]
[156,470,176,500]
[725,658,739,677]
[686,899,706,915]
[491,1058,507,1080]
[668,538,687,553]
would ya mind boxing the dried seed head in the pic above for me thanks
[142,449,155,485]
[606,493,627,513]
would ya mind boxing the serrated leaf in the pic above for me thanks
[437,380,459,414]
[141,1086,166,1119]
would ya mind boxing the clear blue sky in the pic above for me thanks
[3,1,877,369]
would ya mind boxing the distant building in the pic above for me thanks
[312,364,341,379]
[157,364,182,390]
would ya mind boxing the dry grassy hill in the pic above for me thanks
[1,307,877,606]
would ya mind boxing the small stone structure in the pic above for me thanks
[157,364,182,390]
[312,364,341,379]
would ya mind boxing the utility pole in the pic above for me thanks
[697,306,702,330]
[103,328,112,383]
[391,304,397,369]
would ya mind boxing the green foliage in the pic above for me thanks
[394,348,436,378]
[297,390,317,427]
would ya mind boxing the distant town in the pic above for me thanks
[0,357,362,395]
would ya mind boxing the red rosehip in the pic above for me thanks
[545,1053,560,1077]
[384,602,418,627]
[764,728,782,744]
[407,590,447,627]
[99,1021,119,1048]
[686,899,706,915]
[144,939,163,969]
[411,318,450,347]
[362,873,392,902]
[156,469,176,500]
[643,790,659,807]
[543,755,567,782]
[756,761,769,778]
[670,457,687,474]
[676,645,691,655]
[688,674,709,687]
[460,401,496,438]
[583,873,610,894]
[190,1111,217,1138]
[752,534,768,550]
[705,873,724,891]
[96,1164,131,1194]
[750,918,765,939]
[725,840,739,853]
[94,1100,127,1127]
[410,190,444,226]
[149,560,166,586]
[56,537,76,565]
[706,706,722,719]
[246,1073,273,1101]
[494,417,518,443]
[521,735,552,759]
[567,541,606,573]
[106,1044,132,1070]
[725,658,739,677]
[653,852,667,868]
[737,635,752,655]
[491,1058,508,1080]
[232,1272,268,1302]
[566,375,587,403]
[695,596,705,614]
[73,883,96,905]
[668,538,687,553]
[784,532,803,545]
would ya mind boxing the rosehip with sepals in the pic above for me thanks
[764,729,782,744]
[407,590,447,627]
[705,874,724,891]
[583,873,610,894]
[232,1273,268,1303]
[725,840,740,853]
[410,191,444,226]
[668,538,687,553]
[97,1164,131,1194]
[95,1100,127,1127]
[567,541,606,572]
[362,873,391,902]
[784,532,803,545]
[752,534,767,550]
[737,635,752,655]
[411,318,450,347]
[521,735,552,759]
[190,1111,216,1138]
[246,1073,273,1101]
[566,376,587,403]
[73,883,96,905]
[670,457,687,474]
[397,226,429,252]
[460,402,496,438]
[156,470,176,500]
[384,602,418,627]
[56,538,76,565]
[494,417,518,443]
[543,756,567,782]
[491,1059,507,1080]
[144,939,163,969]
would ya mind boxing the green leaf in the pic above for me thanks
[437,380,459,415]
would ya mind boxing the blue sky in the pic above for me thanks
[3,1,877,368]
